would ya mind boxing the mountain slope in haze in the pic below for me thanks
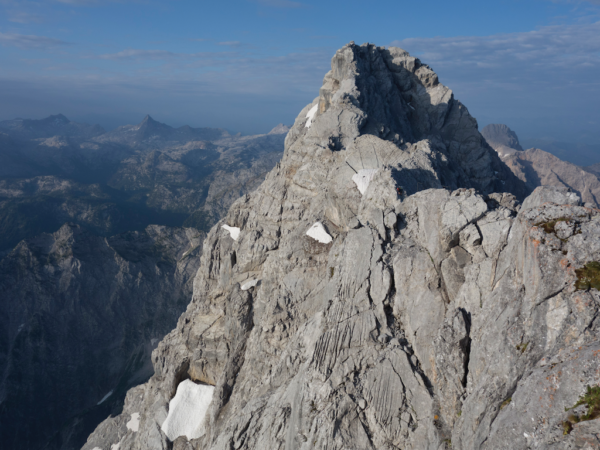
[520,138,600,167]
[0,224,204,450]
[81,42,600,450]
[504,148,600,207]
[483,124,600,207]
[584,162,600,178]
[0,117,286,252]
[94,115,230,149]
[0,114,105,141]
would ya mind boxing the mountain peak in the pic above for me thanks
[47,113,69,124]
[84,42,596,450]
[140,114,157,124]
[281,41,525,197]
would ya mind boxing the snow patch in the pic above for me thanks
[306,222,332,244]
[161,379,215,441]
[241,279,258,291]
[111,443,121,450]
[97,390,114,405]
[305,104,318,128]
[126,412,140,432]
[92,448,102,450]
[352,169,379,195]
[221,225,240,241]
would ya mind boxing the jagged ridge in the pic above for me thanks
[84,43,600,450]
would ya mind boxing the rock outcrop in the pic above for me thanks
[84,43,600,450]
[0,224,204,450]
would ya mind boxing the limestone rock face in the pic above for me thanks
[85,43,600,450]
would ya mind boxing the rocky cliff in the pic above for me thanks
[84,43,600,450]
[0,224,204,450]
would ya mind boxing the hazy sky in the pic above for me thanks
[0,0,599,142]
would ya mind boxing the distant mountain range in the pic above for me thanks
[94,115,231,148]
[0,114,289,254]
[0,114,105,140]
[482,124,600,206]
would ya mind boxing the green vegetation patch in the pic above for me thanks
[516,342,529,354]
[500,397,512,410]
[575,262,600,291]
[535,217,570,234]
[562,385,600,435]
[566,385,600,422]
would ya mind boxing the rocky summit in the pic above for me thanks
[84,43,600,450]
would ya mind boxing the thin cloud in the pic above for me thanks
[255,0,305,8]
[8,11,44,23]
[390,21,600,75]
[55,0,101,4]
[97,48,177,60]
[548,0,600,4]
[218,41,242,47]
[0,32,70,49]
[55,0,124,5]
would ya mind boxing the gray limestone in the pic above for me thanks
[84,43,600,450]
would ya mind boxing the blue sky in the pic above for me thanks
[0,0,599,143]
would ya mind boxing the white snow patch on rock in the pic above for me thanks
[92,448,102,450]
[221,225,240,240]
[305,104,318,128]
[241,279,259,291]
[126,412,140,432]
[306,222,333,244]
[352,169,379,195]
[161,379,214,441]
[111,443,121,450]
[97,390,113,405]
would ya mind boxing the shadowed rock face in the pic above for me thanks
[84,43,600,450]
[0,224,204,450]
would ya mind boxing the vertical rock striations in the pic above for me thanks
[85,43,600,449]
